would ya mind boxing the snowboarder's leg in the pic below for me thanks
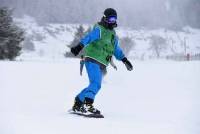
[75,87,87,102]
[84,97,101,114]
[72,97,86,113]
[77,61,102,101]
[74,61,102,114]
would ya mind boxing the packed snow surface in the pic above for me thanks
[1,59,200,134]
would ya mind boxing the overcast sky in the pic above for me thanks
[0,0,199,29]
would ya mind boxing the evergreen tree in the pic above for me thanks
[0,7,24,60]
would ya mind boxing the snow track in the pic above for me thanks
[0,59,200,134]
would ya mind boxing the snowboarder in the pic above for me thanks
[71,8,133,116]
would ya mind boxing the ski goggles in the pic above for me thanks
[106,16,117,24]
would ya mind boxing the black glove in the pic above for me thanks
[71,43,83,56]
[122,57,133,71]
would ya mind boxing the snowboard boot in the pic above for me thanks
[72,97,86,113]
[84,98,101,115]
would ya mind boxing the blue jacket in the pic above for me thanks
[80,25,125,61]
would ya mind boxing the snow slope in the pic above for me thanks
[1,59,200,134]
[15,16,200,61]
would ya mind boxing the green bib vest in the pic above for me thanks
[84,24,116,66]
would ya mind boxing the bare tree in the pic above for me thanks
[120,37,135,56]
[148,35,167,58]
[65,25,90,58]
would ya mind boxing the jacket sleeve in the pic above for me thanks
[113,37,125,60]
[80,26,101,47]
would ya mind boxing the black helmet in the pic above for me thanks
[100,8,117,30]
[104,8,117,19]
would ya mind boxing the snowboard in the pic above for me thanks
[68,109,104,118]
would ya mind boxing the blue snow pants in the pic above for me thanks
[76,61,102,102]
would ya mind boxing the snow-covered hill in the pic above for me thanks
[2,15,199,134]
[0,59,200,134]
[15,16,200,61]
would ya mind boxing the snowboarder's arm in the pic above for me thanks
[113,37,125,60]
[80,26,101,47]
[71,26,101,56]
[113,37,133,71]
